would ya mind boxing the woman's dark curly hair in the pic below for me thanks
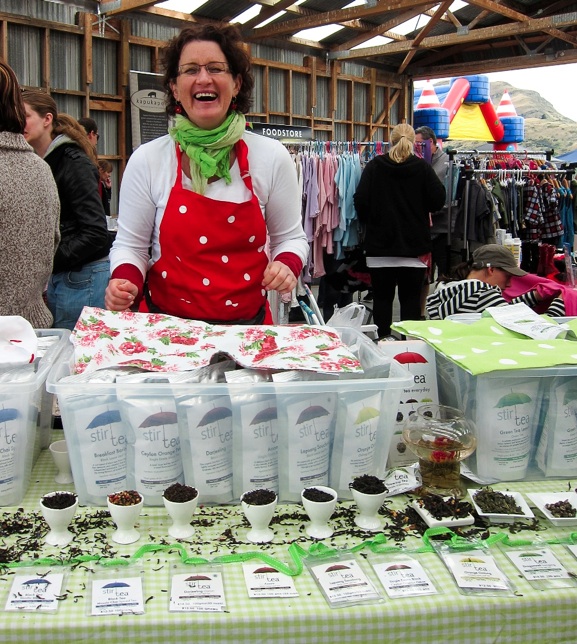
[161,23,254,117]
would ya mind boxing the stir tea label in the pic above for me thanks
[307,557,381,605]
[91,576,144,615]
[169,571,226,612]
[443,552,510,591]
[372,558,438,598]
[242,562,298,598]
[5,572,64,612]
[505,547,572,581]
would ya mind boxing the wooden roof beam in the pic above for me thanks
[100,0,157,16]
[464,0,530,23]
[252,0,434,39]
[398,0,453,73]
[240,0,304,32]
[409,48,577,78]
[333,5,436,52]
[329,12,577,59]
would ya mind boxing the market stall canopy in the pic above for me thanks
[95,0,577,79]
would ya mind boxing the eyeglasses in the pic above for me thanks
[178,62,230,76]
[96,133,100,141]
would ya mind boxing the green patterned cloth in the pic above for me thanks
[2,443,577,643]
[392,317,577,375]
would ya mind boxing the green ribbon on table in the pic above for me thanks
[5,530,572,575]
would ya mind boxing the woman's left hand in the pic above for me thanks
[262,260,296,295]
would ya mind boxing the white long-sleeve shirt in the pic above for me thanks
[110,131,308,280]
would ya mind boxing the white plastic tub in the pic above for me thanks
[47,327,412,506]
[0,329,70,506]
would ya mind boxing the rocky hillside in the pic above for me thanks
[441,79,577,156]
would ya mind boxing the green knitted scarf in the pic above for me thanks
[169,112,246,194]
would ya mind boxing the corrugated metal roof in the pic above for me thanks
[43,1,577,79]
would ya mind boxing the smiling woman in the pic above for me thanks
[106,23,308,325]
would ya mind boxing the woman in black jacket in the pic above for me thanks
[354,123,446,337]
[22,91,110,330]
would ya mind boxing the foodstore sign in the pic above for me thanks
[248,122,312,141]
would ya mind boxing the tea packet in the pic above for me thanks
[58,395,128,506]
[382,465,420,496]
[536,376,577,477]
[472,376,541,481]
[226,369,279,498]
[485,303,575,340]
[177,394,234,504]
[120,394,183,506]
[3,567,69,613]
[433,541,516,597]
[369,552,439,598]
[304,552,383,608]
[499,544,577,590]
[89,565,146,616]
[329,390,390,499]
[0,391,35,506]
[277,391,336,502]
[169,564,226,612]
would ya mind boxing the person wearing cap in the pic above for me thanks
[426,244,565,319]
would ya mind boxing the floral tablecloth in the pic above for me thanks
[71,307,363,375]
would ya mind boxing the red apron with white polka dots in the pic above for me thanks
[144,141,268,322]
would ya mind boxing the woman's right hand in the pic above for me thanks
[105,278,138,311]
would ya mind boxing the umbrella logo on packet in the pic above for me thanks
[354,406,380,425]
[325,564,350,572]
[139,411,179,446]
[296,405,329,425]
[0,407,20,424]
[495,392,532,408]
[197,407,232,427]
[494,391,532,421]
[87,409,122,430]
[22,578,51,589]
[102,582,131,588]
[393,350,427,365]
[296,404,331,436]
[197,406,232,439]
[249,406,278,442]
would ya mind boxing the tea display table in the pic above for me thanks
[2,445,577,644]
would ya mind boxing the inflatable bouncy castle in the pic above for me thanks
[413,75,524,150]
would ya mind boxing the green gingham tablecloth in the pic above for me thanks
[3,438,577,644]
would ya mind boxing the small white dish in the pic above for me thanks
[411,499,474,528]
[526,492,577,527]
[469,490,534,524]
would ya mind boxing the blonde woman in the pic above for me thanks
[353,123,446,337]
[22,90,110,330]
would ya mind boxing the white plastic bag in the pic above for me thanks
[326,303,366,329]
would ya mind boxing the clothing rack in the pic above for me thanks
[444,148,566,262]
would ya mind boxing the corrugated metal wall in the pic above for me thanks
[3,0,407,160]
[8,24,42,87]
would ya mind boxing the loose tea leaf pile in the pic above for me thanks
[242,489,276,505]
[302,487,335,503]
[349,474,387,495]
[164,483,198,503]
[108,490,142,506]
[473,488,522,514]
[545,499,576,518]
[417,494,473,520]
[41,492,77,510]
